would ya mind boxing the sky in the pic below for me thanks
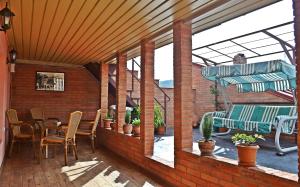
[128,0,294,81]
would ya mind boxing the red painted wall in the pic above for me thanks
[11,64,99,123]
[0,32,9,168]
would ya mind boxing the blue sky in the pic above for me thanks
[129,0,294,81]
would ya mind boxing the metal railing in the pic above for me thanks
[129,58,171,124]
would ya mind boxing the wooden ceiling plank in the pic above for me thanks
[50,0,99,63]
[50,0,113,63]
[38,0,73,61]
[65,0,172,64]
[44,0,86,61]
[78,0,210,63]
[61,0,129,64]
[21,0,33,59]
[50,0,100,61]
[96,0,229,62]
[56,0,141,64]
[34,0,59,59]
[26,0,47,59]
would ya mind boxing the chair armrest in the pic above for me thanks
[275,115,298,123]
[213,111,226,118]
[275,115,298,134]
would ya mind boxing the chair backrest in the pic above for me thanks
[6,109,21,135]
[66,111,83,140]
[30,108,45,120]
[229,104,297,123]
[92,109,101,133]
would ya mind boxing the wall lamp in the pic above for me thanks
[8,48,16,72]
[0,2,15,31]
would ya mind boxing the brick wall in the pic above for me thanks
[0,31,9,168]
[11,63,99,123]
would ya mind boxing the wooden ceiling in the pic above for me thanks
[4,0,278,65]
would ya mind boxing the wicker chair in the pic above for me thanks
[30,108,61,136]
[6,109,35,158]
[39,111,82,166]
[76,109,101,152]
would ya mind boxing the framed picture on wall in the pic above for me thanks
[36,72,64,91]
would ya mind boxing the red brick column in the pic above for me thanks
[116,52,127,133]
[140,40,155,156]
[293,0,300,181]
[173,20,193,153]
[99,63,109,127]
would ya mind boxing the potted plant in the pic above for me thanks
[132,119,140,137]
[123,110,132,134]
[232,133,264,167]
[110,120,116,130]
[154,104,165,135]
[198,115,215,156]
[103,112,113,129]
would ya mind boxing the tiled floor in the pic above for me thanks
[0,140,166,187]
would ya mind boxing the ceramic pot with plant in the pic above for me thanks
[154,104,165,135]
[198,115,215,156]
[232,133,264,167]
[132,119,140,137]
[110,121,116,130]
[123,110,132,134]
[103,112,113,129]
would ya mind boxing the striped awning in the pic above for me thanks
[201,60,296,93]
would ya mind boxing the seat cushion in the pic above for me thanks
[42,135,65,144]
[213,117,272,134]
[76,130,92,136]
[15,133,33,139]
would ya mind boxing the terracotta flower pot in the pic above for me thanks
[237,144,259,167]
[110,122,116,130]
[198,140,215,156]
[123,124,132,134]
[132,126,140,137]
[156,126,165,135]
[103,119,112,129]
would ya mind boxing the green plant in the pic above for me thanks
[131,106,140,121]
[105,112,112,120]
[154,104,164,128]
[232,133,264,146]
[201,116,213,141]
[132,119,140,126]
[125,110,131,124]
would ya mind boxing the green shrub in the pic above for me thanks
[132,119,140,126]
[131,106,140,121]
[105,112,112,120]
[201,116,213,141]
[232,133,264,146]
[154,103,164,128]
[125,110,131,124]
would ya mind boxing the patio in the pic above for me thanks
[153,128,298,174]
[0,0,299,187]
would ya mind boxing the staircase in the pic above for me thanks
[84,61,170,125]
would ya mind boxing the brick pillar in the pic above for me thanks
[99,63,109,127]
[140,40,155,156]
[293,0,300,181]
[173,20,193,154]
[116,52,127,133]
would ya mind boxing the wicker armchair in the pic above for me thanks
[39,111,82,166]
[76,109,101,152]
[6,109,35,158]
[30,108,61,136]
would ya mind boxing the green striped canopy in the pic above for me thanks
[201,60,296,92]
